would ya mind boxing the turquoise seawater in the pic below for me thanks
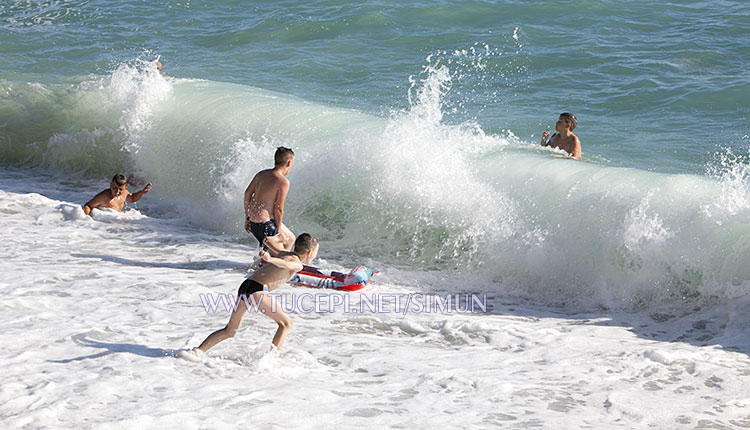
[2,0,748,172]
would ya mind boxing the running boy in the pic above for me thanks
[540,112,581,159]
[195,233,319,353]
[82,173,152,216]
[244,146,296,255]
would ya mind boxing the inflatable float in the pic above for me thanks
[260,261,376,291]
[290,264,376,291]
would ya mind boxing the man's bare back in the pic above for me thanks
[245,169,289,224]
[244,147,296,255]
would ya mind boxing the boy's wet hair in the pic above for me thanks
[560,113,577,131]
[274,146,295,166]
[293,233,318,254]
[111,174,128,186]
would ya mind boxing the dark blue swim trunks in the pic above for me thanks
[247,218,279,246]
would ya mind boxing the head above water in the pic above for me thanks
[558,113,577,131]
[274,146,295,167]
[110,173,128,196]
[111,173,128,187]
[293,233,319,261]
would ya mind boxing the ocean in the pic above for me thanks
[2,1,750,428]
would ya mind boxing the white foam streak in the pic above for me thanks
[702,148,750,223]
[105,60,173,149]
[407,64,451,125]
[623,192,674,252]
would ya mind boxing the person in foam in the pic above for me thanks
[194,233,319,354]
[151,58,163,75]
[244,146,297,256]
[82,173,152,216]
[540,112,582,159]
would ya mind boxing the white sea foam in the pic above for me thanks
[1,168,750,428]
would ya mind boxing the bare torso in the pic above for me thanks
[249,253,302,291]
[246,169,289,223]
[89,189,130,212]
[546,133,578,156]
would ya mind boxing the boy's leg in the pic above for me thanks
[197,293,257,352]
[256,292,293,349]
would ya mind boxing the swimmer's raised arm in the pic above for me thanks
[127,183,151,203]
[541,129,550,146]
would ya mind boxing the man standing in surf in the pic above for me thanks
[244,146,296,255]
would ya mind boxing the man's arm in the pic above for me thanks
[244,175,258,233]
[572,137,581,159]
[126,183,152,203]
[273,180,290,227]
[82,190,107,216]
[259,250,303,272]
[541,130,550,146]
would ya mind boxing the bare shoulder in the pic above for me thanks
[249,169,272,188]
[256,168,276,179]
[279,250,302,263]
[271,171,290,185]
[284,254,304,271]
[90,189,112,203]
[247,170,263,189]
